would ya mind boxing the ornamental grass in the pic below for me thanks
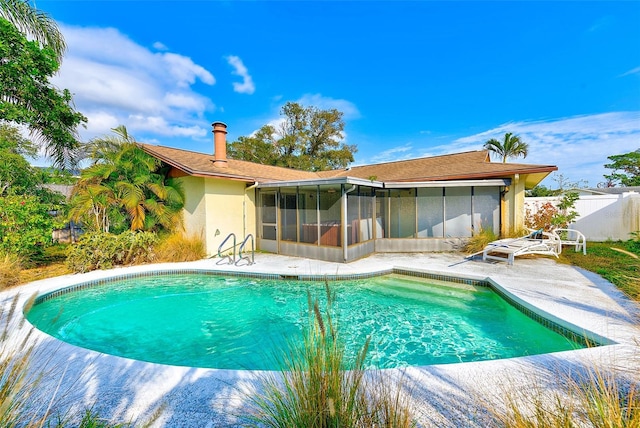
[493,354,640,428]
[246,281,416,428]
[0,294,48,427]
[154,232,206,263]
[0,252,22,290]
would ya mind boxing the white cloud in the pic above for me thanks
[226,55,255,94]
[153,41,168,51]
[588,16,614,33]
[163,53,215,87]
[447,112,640,187]
[163,92,209,111]
[356,112,639,187]
[82,111,121,136]
[620,66,640,77]
[52,24,216,141]
[365,143,414,165]
[296,94,361,120]
[126,115,207,138]
[59,57,166,114]
[265,117,286,131]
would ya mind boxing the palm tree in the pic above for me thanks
[483,132,529,163]
[68,182,116,233]
[0,0,66,62]
[70,126,184,233]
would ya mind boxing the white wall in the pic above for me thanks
[525,192,640,241]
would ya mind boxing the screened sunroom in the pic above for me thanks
[256,177,509,263]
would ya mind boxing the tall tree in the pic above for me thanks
[0,0,65,62]
[69,126,185,233]
[0,17,86,169]
[0,122,38,195]
[603,149,640,187]
[228,125,280,165]
[228,102,357,171]
[0,122,65,259]
[0,122,62,199]
[483,132,529,163]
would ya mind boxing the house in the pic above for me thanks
[572,186,640,196]
[141,122,557,263]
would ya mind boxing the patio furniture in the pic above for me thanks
[553,228,587,255]
[482,229,562,265]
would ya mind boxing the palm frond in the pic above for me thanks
[67,125,185,233]
[0,0,66,61]
[484,132,529,163]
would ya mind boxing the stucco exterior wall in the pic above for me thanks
[502,175,527,235]
[179,176,206,239]
[202,178,256,257]
[177,176,257,257]
[181,174,531,261]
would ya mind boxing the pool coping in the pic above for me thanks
[2,252,639,427]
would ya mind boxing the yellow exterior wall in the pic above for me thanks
[198,178,257,256]
[178,176,206,238]
[181,174,527,254]
[176,176,257,257]
[501,174,527,235]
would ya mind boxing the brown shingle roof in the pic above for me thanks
[322,151,557,182]
[141,144,557,184]
[140,144,319,182]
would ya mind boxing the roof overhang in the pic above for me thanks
[256,177,511,189]
[384,179,511,188]
[256,176,385,189]
[523,171,556,189]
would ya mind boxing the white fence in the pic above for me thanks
[525,192,640,242]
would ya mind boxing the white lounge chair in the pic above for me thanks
[482,230,562,265]
[553,228,587,255]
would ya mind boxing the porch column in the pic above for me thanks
[342,184,348,261]
[342,184,357,261]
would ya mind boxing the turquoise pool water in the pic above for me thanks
[26,273,581,370]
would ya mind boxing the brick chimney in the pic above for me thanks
[212,121,228,168]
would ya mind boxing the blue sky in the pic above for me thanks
[38,1,640,187]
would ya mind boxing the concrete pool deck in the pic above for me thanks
[2,252,639,427]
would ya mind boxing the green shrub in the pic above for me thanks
[66,231,158,273]
[0,194,63,263]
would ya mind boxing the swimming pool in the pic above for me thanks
[25,271,583,370]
